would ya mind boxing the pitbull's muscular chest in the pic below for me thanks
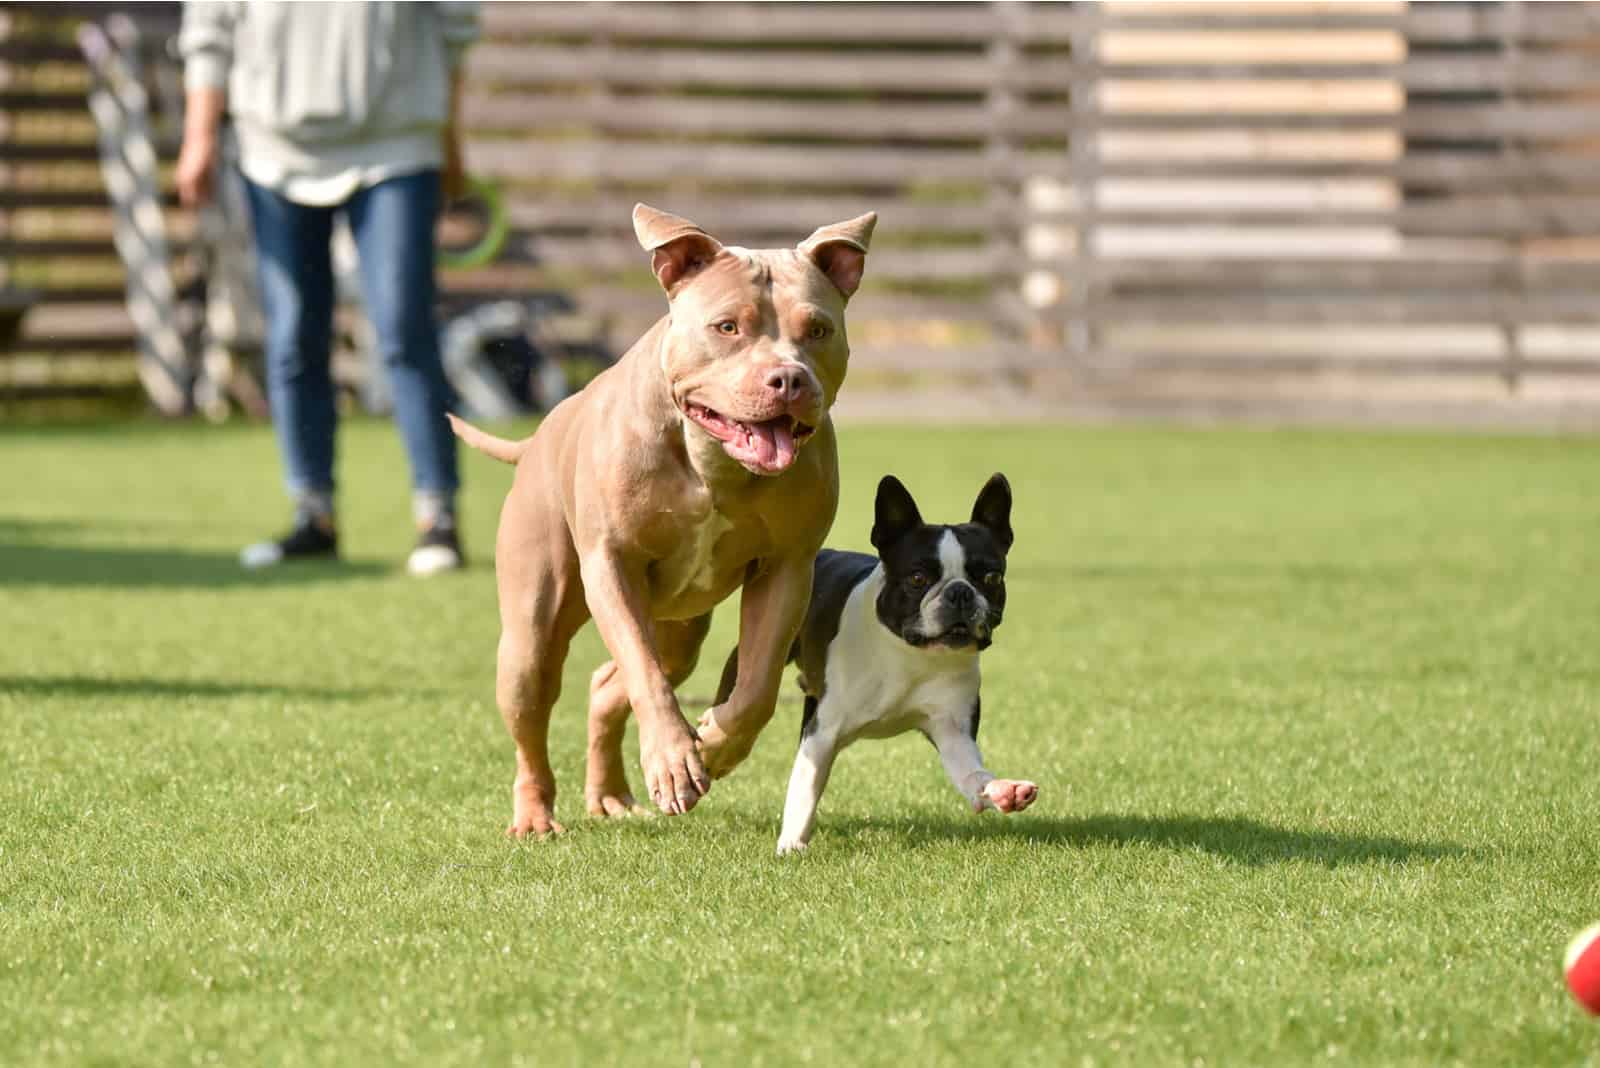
[647,504,754,619]
[642,438,835,621]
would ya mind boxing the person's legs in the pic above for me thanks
[240,175,340,566]
[344,170,461,544]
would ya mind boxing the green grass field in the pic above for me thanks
[3,417,1599,1066]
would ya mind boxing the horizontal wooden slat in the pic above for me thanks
[1084,351,1600,378]
[1404,2,1600,43]
[1078,104,1600,136]
[0,189,136,210]
[1398,155,1600,188]
[1095,62,1398,81]
[1079,209,1398,227]
[468,44,1070,93]
[468,139,1065,184]
[1093,258,1600,289]
[1090,4,1600,44]
[0,284,127,305]
[850,343,1059,374]
[1088,54,1600,94]
[4,334,138,355]
[0,382,141,401]
[20,302,137,339]
[465,93,1073,142]
[1011,198,1600,236]
[1099,8,1405,33]
[1401,105,1600,141]
[8,238,190,260]
[1088,294,1600,326]
[1081,111,1397,131]
[3,206,195,242]
[1401,52,1600,95]
[481,2,1076,44]
[1092,155,1600,187]
[1399,198,1600,238]
[498,195,1006,236]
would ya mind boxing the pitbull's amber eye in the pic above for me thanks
[714,320,739,336]
[807,322,829,341]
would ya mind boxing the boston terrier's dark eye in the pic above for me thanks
[908,571,930,590]
[983,571,1003,588]
[715,320,739,335]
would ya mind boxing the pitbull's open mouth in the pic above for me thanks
[684,402,816,475]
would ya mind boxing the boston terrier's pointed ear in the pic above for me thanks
[872,474,923,553]
[798,212,877,300]
[971,473,1013,550]
[633,203,724,294]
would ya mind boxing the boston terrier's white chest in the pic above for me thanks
[821,571,981,743]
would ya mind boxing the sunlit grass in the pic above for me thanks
[2,417,1598,1065]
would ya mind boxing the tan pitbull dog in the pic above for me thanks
[449,203,875,836]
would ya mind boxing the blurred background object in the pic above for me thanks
[5,1,1600,428]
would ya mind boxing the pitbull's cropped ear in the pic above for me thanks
[871,474,923,553]
[633,203,723,294]
[971,473,1013,550]
[799,212,877,300]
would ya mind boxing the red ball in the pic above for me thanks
[1566,923,1600,1015]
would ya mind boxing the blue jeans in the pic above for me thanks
[243,169,459,503]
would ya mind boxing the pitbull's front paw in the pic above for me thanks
[639,719,710,816]
[695,706,759,779]
[980,778,1038,814]
[508,777,565,839]
[775,835,808,857]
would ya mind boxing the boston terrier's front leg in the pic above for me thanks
[927,700,1038,815]
[776,697,842,855]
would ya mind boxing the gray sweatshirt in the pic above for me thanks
[179,1,480,204]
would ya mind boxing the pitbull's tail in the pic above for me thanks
[446,413,525,465]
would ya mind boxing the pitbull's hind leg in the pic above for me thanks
[496,491,590,838]
[584,613,713,819]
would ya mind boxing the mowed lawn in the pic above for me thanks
[2,417,1598,1066]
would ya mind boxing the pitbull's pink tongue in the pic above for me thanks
[748,420,795,470]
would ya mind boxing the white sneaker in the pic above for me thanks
[406,520,464,576]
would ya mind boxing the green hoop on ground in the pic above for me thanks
[438,176,509,271]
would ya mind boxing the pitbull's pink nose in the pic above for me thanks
[765,366,813,404]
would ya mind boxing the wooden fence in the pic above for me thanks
[5,1,1600,418]
[0,2,185,406]
[1056,0,1600,414]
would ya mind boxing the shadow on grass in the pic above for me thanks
[0,518,386,589]
[0,674,448,703]
[823,811,1465,867]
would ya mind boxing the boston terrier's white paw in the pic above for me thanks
[776,836,809,856]
[981,778,1038,814]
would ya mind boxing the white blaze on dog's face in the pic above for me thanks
[869,474,1014,650]
[632,203,875,477]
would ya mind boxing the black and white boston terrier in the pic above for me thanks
[716,473,1037,854]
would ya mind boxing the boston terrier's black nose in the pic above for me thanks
[942,582,976,610]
